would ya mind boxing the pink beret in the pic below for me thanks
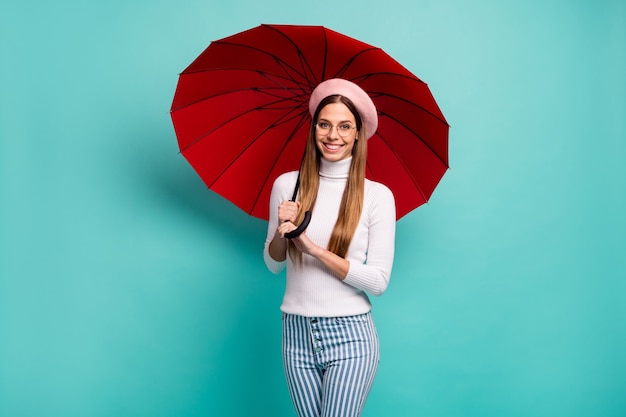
[309,78,378,140]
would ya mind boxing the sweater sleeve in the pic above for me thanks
[263,173,296,274]
[343,184,396,296]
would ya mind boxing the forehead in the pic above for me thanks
[317,102,356,122]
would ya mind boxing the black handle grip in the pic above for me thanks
[284,211,312,239]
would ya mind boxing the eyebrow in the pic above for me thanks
[317,118,354,124]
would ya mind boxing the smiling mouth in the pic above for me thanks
[324,143,344,151]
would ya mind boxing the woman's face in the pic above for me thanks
[315,102,358,162]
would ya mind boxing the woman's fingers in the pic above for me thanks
[290,233,316,256]
[278,201,300,223]
[277,221,297,238]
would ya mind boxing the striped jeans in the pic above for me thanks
[282,312,380,417]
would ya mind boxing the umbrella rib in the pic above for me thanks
[266,24,322,89]
[379,109,449,168]
[170,70,308,113]
[332,46,380,79]
[176,86,309,152]
[184,42,310,84]
[357,72,450,127]
[182,25,330,96]
[204,105,309,190]
[369,130,430,204]
[184,34,320,96]
[370,111,448,203]
[249,111,311,215]
[321,27,328,81]
[370,87,450,127]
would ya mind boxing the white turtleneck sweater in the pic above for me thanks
[263,157,396,317]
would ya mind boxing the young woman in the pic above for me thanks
[263,78,396,417]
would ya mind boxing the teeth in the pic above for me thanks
[326,144,341,150]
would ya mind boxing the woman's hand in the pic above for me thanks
[291,233,349,280]
[268,201,300,261]
[276,220,298,239]
[274,200,300,239]
[290,232,319,257]
[278,201,300,224]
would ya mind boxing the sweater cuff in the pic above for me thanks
[343,262,389,296]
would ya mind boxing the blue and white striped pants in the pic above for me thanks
[282,312,380,417]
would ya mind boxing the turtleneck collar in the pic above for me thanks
[319,157,351,179]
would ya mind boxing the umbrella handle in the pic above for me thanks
[284,210,311,239]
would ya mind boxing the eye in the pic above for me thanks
[318,121,331,129]
[339,124,352,131]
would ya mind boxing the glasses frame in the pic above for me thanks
[315,121,357,139]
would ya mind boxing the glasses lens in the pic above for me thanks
[316,123,328,134]
[338,125,353,138]
[316,123,354,138]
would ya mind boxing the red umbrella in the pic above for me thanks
[170,24,449,220]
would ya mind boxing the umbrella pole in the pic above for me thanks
[284,171,311,239]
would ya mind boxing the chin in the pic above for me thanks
[323,153,349,161]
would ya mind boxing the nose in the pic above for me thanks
[327,125,340,140]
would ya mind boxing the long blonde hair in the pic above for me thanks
[288,95,367,262]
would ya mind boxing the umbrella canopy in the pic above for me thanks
[170,24,449,220]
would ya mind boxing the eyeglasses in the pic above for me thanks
[315,121,357,138]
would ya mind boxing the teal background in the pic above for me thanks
[1,0,624,416]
